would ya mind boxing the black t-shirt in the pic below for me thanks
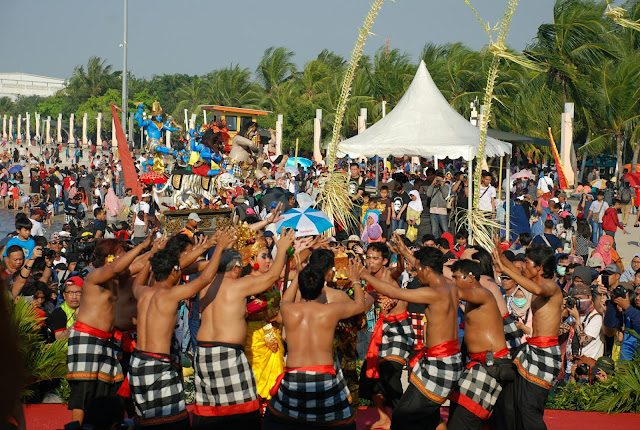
[406,277,425,314]
[392,191,410,220]
[348,176,365,203]
[47,306,69,334]
[31,177,42,194]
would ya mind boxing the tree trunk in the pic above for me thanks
[580,151,588,184]
[616,134,623,179]
[632,141,640,173]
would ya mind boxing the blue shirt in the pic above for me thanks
[2,236,36,259]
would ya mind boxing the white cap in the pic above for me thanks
[188,212,202,222]
[517,195,525,201]
[141,193,151,198]
[550,197,559,203]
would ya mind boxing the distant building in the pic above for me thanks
[0,73,66,100]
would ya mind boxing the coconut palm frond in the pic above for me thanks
[488,42,546,72]
[326,0,388,171]
[456,208,503,251]
[317,172,356,236]
[8,296,68,400]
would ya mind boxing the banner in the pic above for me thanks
[547,127,568,190]
[110,104,142,197]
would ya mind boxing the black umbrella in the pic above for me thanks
[258,187,291,212]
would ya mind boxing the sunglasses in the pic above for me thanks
[50,241,61,245]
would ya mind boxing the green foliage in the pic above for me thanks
[75,89,122,137]
[547,353,640,414]
[7,296,68,401]
[2,0,640,166]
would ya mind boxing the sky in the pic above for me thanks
[1,0,557,81]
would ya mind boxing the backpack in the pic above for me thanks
[620,186,632,204]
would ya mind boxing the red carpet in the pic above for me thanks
[24,404,640,429]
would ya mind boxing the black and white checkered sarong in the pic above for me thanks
[379,313,415,364]
[409,340,463,404]
[449,349,511,420]
[514,338,561,390]
[268,365,354,425]
[67,322,123,384]
[129,350,188,426]
[193,342,259,416]
[502,313,523,353]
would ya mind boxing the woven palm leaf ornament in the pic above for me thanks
[320,0,389,231]
[461,0,541,249]
[605,1,640,32]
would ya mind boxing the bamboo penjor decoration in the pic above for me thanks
[320,0,388,230]
[463,0,524,249]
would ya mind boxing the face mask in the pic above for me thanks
[578,299,593,314]
[513,297,528,308]
[557,266,567,277]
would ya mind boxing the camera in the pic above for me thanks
[611,285,628,300]
[66,238,96,264]
[575,362,590,377]
[566,297,580,309]
[43,248,57,260]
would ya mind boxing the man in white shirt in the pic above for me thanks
[537,169,554,200]
[29,209,46,237]
[587,190,609,244]
[478,170,496,215]
[133,193,151,244]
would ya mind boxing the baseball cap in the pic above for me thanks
[592,356,615,377]
[559,211,571,218]
[141,193,151,198]
[263,231,274,238]
[187,213,202,222]
[65,276,84,289]
[602,264,622,275]
[550,197,560,203]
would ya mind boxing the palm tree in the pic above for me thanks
[527,0,618,182]
[174,78,208,118]
[67,56,120,100]
[205,65,263,108]
[367,48,416,111]
[256,47,297,94]
[579,54,640,176]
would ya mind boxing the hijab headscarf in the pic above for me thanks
[621,253,640,282]
[508,286,532,319]
[408,190,423,212]
[362,212,383,242]
[591,235,613,266]
[104,187,122,217]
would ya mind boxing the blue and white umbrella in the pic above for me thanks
[274,207,333,237]
[285,157,314,168]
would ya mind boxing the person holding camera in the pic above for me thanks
[558,284,604,382]
[426,172,451,237]
[604,280,640,362]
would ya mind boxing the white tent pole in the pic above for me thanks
[506,155,511,241]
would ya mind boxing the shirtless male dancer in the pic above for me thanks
[263,255,366,429]
[359,241,413,430]
[491,242,562,430]
[447,259,513,430]
[67,232,156,424]
[130,228,233,429]
[361,237,462,430]
[192,229,295,429]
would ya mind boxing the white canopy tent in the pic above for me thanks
[338,60,512,161]
[339,60,513,242]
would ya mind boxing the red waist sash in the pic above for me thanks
[270,365,336,397]
[467,347,509,369]
[409,338,460,368]
[527,336,558,348]
[74,321,112,341]
[365,311,409,379]
[113,329,136,353]
[502,312,511,319]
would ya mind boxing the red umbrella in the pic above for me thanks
[139,171,168,185]
[625,173,640,187]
